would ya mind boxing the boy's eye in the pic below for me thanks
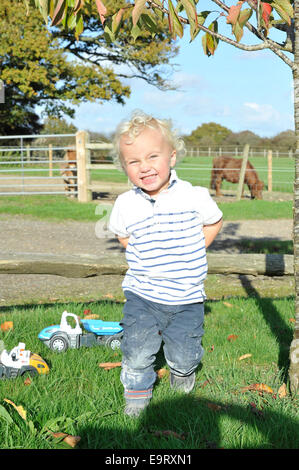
[149,155,158,159]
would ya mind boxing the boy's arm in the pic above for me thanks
[118,236,130,249]
[203,218,223,248]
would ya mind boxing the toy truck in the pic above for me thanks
[0,342,49,379]
[38,311,123,352]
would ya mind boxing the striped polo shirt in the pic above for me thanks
[108,170,223,305]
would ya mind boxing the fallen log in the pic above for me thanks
[0,252,294,278]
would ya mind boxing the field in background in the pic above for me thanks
[89,155,294,194]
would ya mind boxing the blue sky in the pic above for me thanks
[67,8,294,139]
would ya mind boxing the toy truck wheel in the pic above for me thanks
[50,335,68,352]
[105,334,122,350]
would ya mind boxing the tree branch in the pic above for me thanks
[146,0,295,70]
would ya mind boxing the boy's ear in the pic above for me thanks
[170,150,177,167]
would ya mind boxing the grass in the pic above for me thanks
[0,295,297,449]
[0,194,294,222]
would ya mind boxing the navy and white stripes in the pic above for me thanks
[108,170,223,305]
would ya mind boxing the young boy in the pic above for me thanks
[108,111,223,417]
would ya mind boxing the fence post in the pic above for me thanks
[236,144,250,201]
[76,130,91,202]
[26,145,30,161]
[49,144,53,177]
[267,149,272,192]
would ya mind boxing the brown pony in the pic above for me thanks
[210,155,264,199]
[60,149,77,197]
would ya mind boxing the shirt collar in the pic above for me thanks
[134,169,178,200]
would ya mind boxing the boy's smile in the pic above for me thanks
[120,126,176,197]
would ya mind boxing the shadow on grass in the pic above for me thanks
[239,272,294,382]
[76,394,299,450]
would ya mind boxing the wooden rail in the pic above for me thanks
[0,253,294,278]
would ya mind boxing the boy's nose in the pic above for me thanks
[139,161,151,172]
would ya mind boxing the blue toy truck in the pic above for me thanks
[38,311,123,352]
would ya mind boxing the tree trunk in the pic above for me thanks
[290,0,299,394]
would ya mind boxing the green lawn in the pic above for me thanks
[0,194,293,222]
[0,296,297,449]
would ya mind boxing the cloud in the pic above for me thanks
[243,102,281,123]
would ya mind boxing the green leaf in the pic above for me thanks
[238,8,252,27]
[180,0,198,26]
[190,10,209,41]
[75,11,84,39]
[274,0,293,18]
[37,0,49,22]
[131,23,142,41]
[202,20,219,56]
[67,12,77,30]
[132,0,147,26]
[168,0,184,38]
[272,2,292,24]
[103,23,115,43]
[0,404,14,426]
[141,13,159,34]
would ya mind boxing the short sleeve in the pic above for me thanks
[108,196,130,238]
[193,186,223,225]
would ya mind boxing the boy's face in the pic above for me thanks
[120,126,176,197]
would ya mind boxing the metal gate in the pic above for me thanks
[0,133,76,196]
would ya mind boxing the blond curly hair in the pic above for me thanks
[112,110,186,171]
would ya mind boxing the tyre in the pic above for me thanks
[105,334,122,350]
[50,335,68,352]
[21,367,38,377]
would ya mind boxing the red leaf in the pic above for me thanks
[226,1,244,25]
[261,2,272,28]
[95,0,107,24]
[227,334,238,342]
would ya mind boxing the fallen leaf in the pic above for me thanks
[240,383,273,394]
[1,321,13,332]
[24,377,32,386]
[83,309,91,315]
[152,430,186,440]
[62,435,81,448]
[83,314,99,319]
[223,301,234,308]
[238,353,252,361]
[198,379,212,389]
[207,403,222,412]
[227,334,238,342]
[157,368,169,379]
[278,383,288,398]
[3,399,27,421]
[103,293,114,299]
[208,345,215,352]
[99,362,122,370]
[51,432,81,448]
[289,318,296,323]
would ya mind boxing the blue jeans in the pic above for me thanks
[120,290,204,402]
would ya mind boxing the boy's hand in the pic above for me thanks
[118,236,130,248]
[203,218,223,248]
